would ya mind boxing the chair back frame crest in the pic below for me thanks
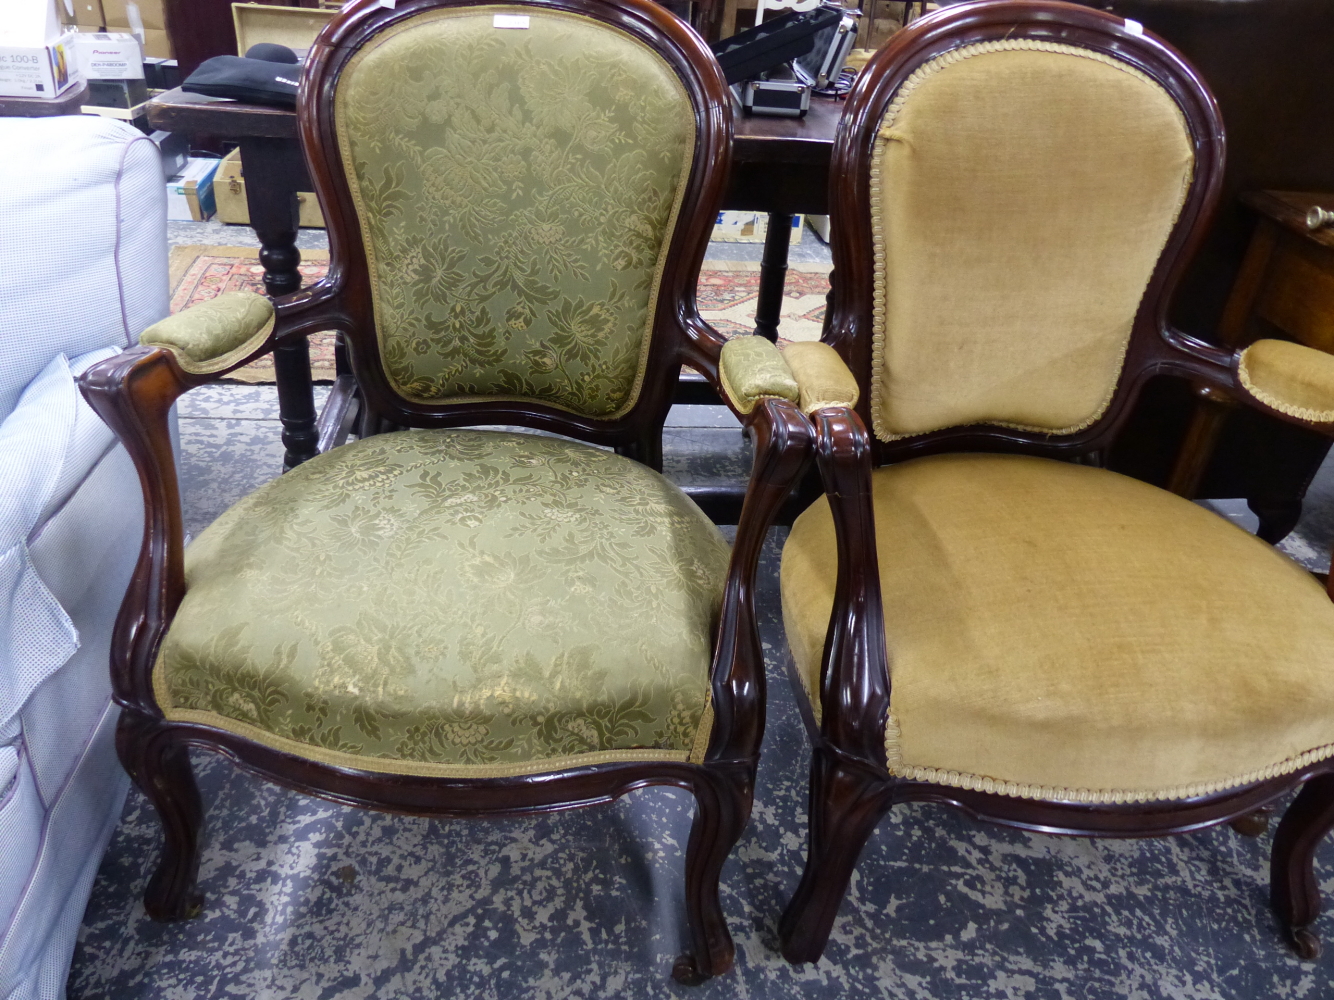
[298,0,733,463]
[824,0,1229,467]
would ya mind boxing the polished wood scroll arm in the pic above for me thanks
[810,407,890,767]
[77,285,350,713]
[79,347,191,716]
[704,395,814,765]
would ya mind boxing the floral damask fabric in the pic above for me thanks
[334,8,696,417]
[154,430,730,772]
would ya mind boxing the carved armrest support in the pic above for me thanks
[703,397,813,764]
[782,342,861,415]
[717,335,800,415]
[78,347,193,715]
[810,408,892,771]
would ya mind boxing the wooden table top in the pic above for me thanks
[1242,190,1334,252]
[146,87,844,162]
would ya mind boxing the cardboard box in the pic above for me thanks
[232,3,334,58]
[0,0,84,98]
[102,0,163,29]
[711,210,804,244]
[138,27,169,57]
[73,30,141,77]
[214,148,325,228]
[0,33,80,98]
[167,156,220,222]
[64,0,105,27]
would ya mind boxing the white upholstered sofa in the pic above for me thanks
[0,115,168,1000]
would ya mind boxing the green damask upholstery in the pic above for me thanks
[154,430,731,777]
[139,292,274,374]
[718,335,799,414]
[334,7,696,417]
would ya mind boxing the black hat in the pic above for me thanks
[244,42,299,64]
[182,55,301,108]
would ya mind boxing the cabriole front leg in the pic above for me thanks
[1271,772,1334,959]
[674,762,754,984]
[117,710,205,922]
[779,748,893,964]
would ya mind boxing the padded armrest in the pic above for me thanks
[718,335,799,414]
[1237,339,1334,424]
[139,292,274,375]
[782,342,860,415]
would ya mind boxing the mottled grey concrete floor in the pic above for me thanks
[68,222,1334,999]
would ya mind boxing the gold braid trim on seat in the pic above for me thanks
[867,38,1191,443]
[883,712,1334,804]
[164,706,695,779]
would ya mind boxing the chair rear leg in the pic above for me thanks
[672,761,754,985]
[779,747,892,965]
[117,710,205,921]
[1271,772,1334,959]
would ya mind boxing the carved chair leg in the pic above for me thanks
[1271,773,1334,959]
[117,711,205,922]
[778,747,893,965]
[673,762,754,985]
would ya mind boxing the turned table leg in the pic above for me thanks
[238,135,319,471]
[754,212,793,342]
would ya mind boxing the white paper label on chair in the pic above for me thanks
[378,0,396,8]
[493,13,529,28]
[1123,17,1144,34]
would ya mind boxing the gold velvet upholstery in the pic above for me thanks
[781,454,1334,803]
[334,7,695,418]
[1238,339,1334,423]
[868,41,1193,440]
[781,342,859,414]
[718,335,799,413]
[140,292,274,373]
[155,429,730,778]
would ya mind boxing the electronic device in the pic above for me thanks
[792,8,860,92]
[733,63,811,118]
[710,5,844,86]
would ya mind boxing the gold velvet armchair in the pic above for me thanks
[78,0,814,982]
[774,0,1334,965]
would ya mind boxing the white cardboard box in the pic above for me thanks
[0,31,81,97]
[0,0,83,97]
[72,30,142,78]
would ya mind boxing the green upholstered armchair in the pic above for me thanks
[77,0,813,982]
[773,0,1334,966]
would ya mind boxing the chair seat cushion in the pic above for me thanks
[155,429,731,778]
[781,453,1334,803]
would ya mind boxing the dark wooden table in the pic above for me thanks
[1169,190,1334,539]
[148,88,841,469]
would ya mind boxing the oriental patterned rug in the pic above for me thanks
[168,245,831,384]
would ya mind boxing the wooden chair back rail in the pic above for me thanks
[777,0,1334,967]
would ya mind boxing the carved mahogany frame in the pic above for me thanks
[79,0,816,983]
[778,0,1334,966]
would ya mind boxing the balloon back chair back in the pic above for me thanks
[79,0,815,983]
[774,0,1334,965]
